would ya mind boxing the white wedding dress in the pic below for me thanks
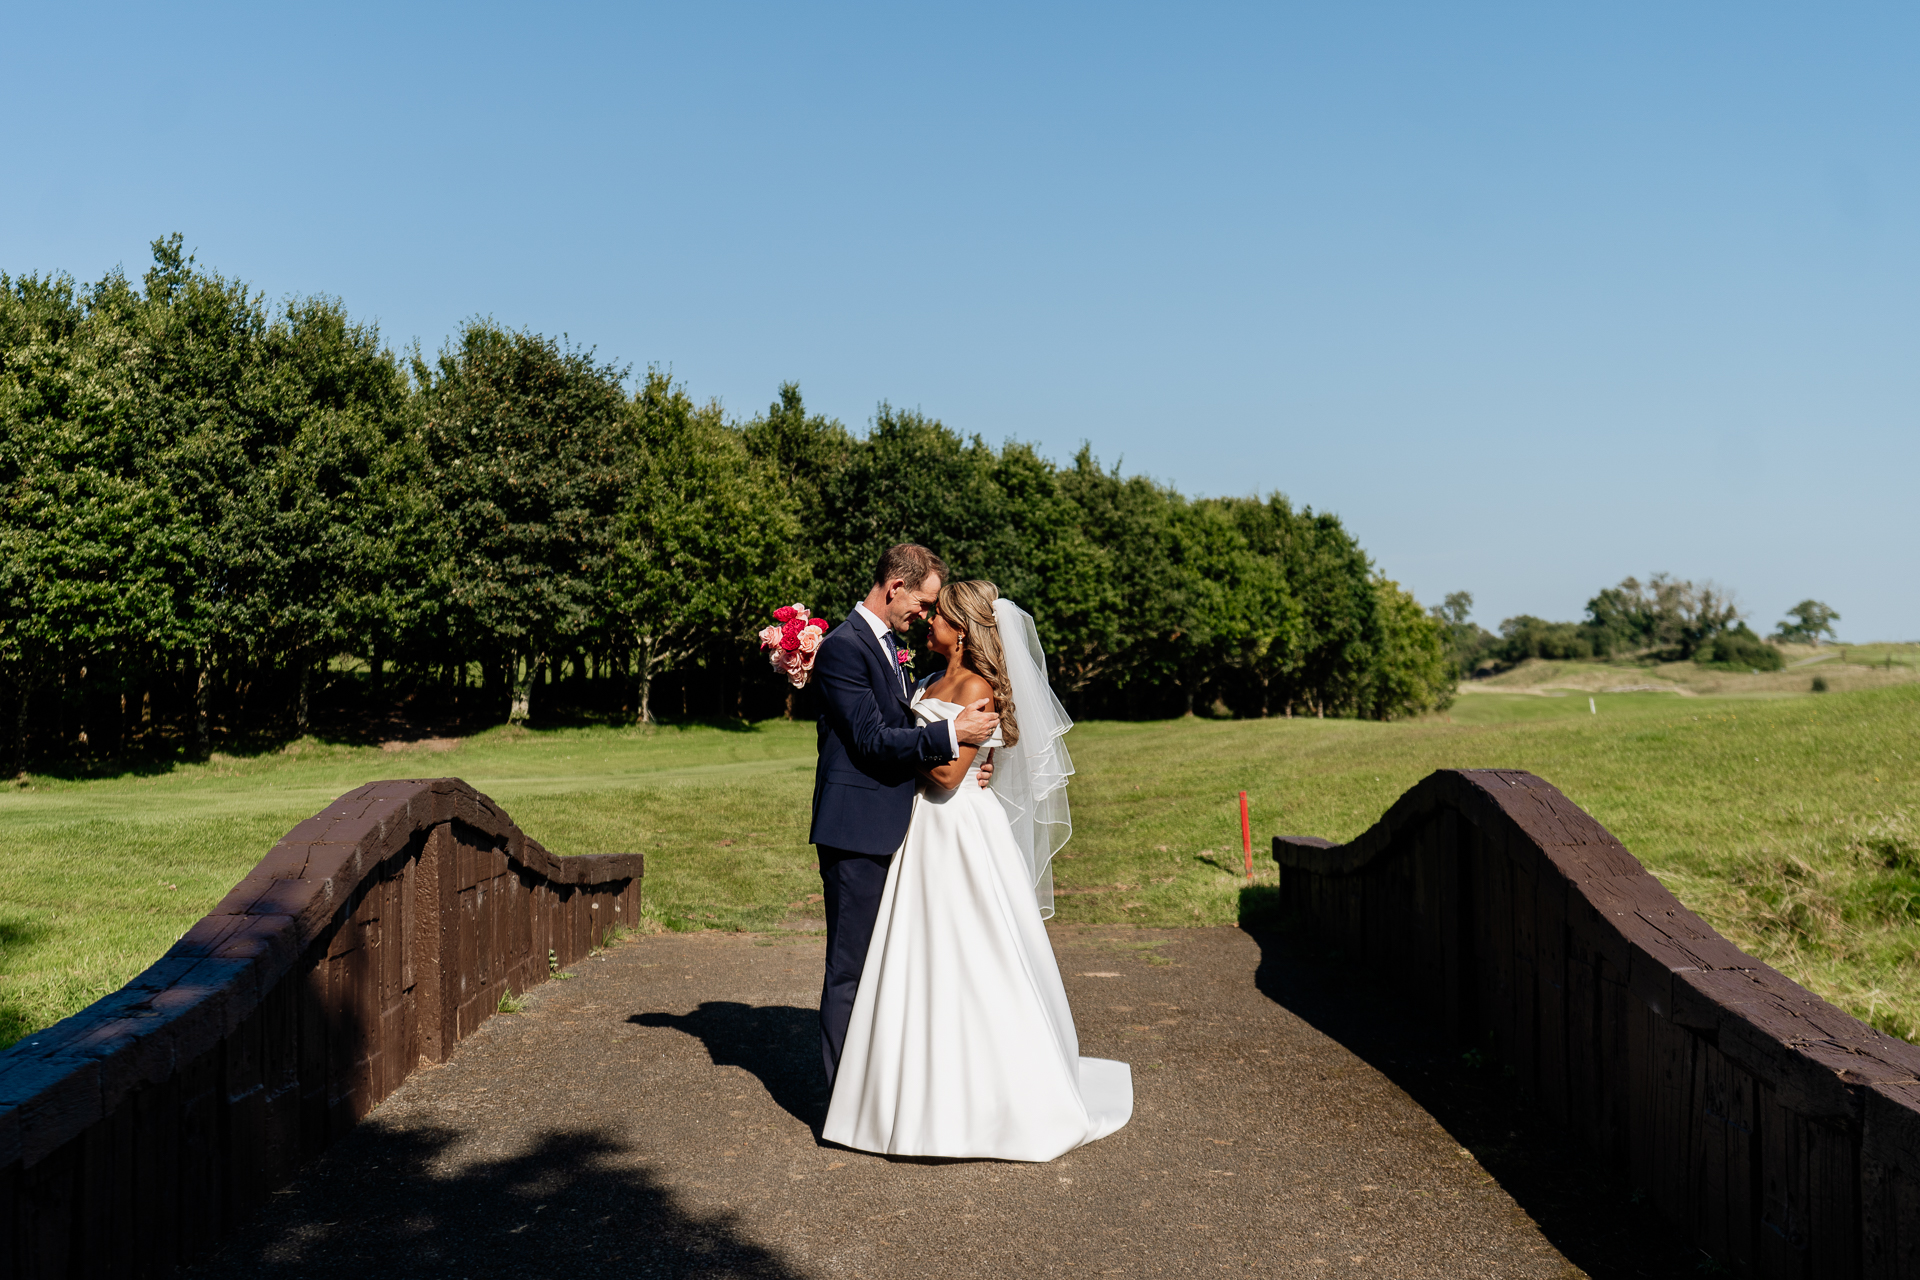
[821,692,1133,1162]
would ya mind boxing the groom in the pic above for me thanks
[810,542,1000,1085]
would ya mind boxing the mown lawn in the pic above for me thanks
[2,685,1916,1049]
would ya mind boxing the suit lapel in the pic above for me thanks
[859,615,910,708]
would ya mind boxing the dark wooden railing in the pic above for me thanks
[0,778,642,1279]
[1273,768,1920,1279]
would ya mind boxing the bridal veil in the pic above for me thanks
[988,598,1074,918]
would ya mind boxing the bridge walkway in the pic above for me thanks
[184,925,1696,1279]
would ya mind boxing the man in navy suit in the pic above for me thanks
[810,543,1000,1085]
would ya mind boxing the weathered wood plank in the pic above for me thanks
[1480,821,1517,1064]
[174,1050,223,1253]
[1757,1086,1812,1280]
[1437,809,1470,1045]
[1724,1057,1759,1274]
[129,1072,181,1269]
[1509,836,1540,1093]
[1534,853,1571,1127]
[1645,1008,1696,1233]
[1595,960,1629,1168]
[16,1142,77,1279]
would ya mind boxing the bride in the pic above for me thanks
[821,579,1133,1161]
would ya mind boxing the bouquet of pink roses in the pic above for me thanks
[759,604,831,688]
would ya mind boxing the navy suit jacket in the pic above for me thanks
[808,615,955,857]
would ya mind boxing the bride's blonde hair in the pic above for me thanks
[938,579,1018,747]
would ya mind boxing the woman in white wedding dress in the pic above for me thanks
[821,580,1133,1162]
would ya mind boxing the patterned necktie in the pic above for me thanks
[889,637,908,698]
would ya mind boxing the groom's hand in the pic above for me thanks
[954,698,1000,747]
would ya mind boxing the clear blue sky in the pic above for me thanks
[7,3,1916,639]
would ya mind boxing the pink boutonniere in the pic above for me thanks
[896,648,913,668]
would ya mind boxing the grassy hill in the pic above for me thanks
[3,678,1917,1050]
[1461,640,1920,699]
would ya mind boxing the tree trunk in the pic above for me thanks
[194,652,212,759]
[296,657,312,738]
[634,641,656,726]
[509,653,533,724]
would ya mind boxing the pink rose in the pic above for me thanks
[797,628,822,655]
[896,649,912,666]
[758,625,782,648]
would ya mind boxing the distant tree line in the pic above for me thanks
[0,238,1454,773]
[1432,580,1841,678]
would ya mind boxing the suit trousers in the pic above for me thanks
[818,844,894,1086]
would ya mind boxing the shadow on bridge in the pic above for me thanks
[627,1004,1007,1169]
[631,1003,831,1133]
[1240,886,1703,1280]
[182,1123,807,1280]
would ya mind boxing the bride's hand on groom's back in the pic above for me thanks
[954,698,999,749]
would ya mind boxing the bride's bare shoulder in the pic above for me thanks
[945,671,993,707]
[926,670,993,706]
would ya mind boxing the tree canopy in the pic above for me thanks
[0,240,1455,773]
[1774,600,1840,646]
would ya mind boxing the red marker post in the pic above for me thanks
[1239,791,1253,882]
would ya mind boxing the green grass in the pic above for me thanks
[3,686,1918,1049]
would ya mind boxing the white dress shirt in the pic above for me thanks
[853,602,959,757]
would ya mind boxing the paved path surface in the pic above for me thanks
[186,926,1700,1279]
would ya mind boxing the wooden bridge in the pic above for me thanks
[3,772,1917,1277]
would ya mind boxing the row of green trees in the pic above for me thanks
[1431,580,1840,677]
[0,238,1455,774]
